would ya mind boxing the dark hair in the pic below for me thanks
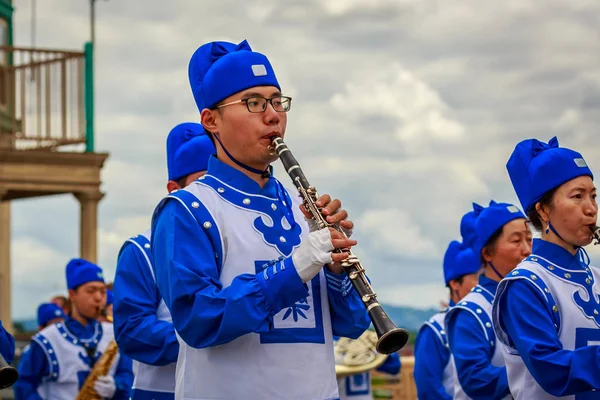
[51,295,72,315]
[174,176,187,188]
[480,226,505,265]
[447,275,466,295]
[526,188,557,231]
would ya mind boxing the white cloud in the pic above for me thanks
[7,0,600,319]
[377,282,449,310]
[358,209,438,259]
[330,64,465,153]
[12,237,70,319]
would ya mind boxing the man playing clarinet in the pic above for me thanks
[150,39,370,400]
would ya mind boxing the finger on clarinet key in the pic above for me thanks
[331,252,351,263]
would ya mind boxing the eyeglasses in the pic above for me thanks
[216,95,292,113]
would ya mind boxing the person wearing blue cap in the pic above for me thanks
[492,137,600,399]
[445,200,531,400]
[0,321,15,365]
[14,258,133,400]
[414,209,481,400]
[36,303,65,331]
[151,39,369,399]
[112,122,215,400]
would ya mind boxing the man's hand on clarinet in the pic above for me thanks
[299,194,356,274]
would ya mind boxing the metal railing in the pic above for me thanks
[0,43,93,151]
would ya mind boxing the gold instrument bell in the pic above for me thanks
[334,330,389,378]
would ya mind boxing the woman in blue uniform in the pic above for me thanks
[493,136,600,399]
[445,200,532,399]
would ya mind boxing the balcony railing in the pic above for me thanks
[0,43,93,151]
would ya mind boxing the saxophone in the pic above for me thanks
[76,340,119,400]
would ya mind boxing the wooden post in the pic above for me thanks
[74,191,104,263]
[0,196,12,334]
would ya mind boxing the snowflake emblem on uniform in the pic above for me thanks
[282,297,311,322]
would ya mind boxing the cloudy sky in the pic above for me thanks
[9,0,600,319]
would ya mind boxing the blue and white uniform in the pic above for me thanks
[14,317,133,400]
[445,276,510,399]
[492,136,600,399]
[151,156,370,400]
[445,200,527,399]
[494,240,600,399]
[0,320,15,364]
[114,231,178,400]
[415,223,481,400]
[113,122,214,400]
[337,352,401,400]
[414,303,456,400]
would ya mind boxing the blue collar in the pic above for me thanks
[64,316,100,340]
[448,299,456,307]
[206,155,278,198]
[532,238,586,271]
[478,274,499,295]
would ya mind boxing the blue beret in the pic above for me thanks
[507,136,593,213]
[167,122,215,181]
[106,290,113,306]
[188,40,280,110]
[443,241,481,285]
[37,303,65,327]
[66,258,104,290]
[474,200,526,258]
[460,203,482,251]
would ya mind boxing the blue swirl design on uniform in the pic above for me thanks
[199,175,302,256]
[253,215,302,257]
[527,255,600,328]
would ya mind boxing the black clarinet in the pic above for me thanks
[591,225,600,245]
[0,353,18,389]
[270,136,409,354]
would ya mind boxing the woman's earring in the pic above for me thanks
[545,221,550,235]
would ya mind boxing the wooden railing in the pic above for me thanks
[0,45,89,150]
[373,356,417,399]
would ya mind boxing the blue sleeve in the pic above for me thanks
[0,321,15,364]
[446,309,510,399]
[113,242,179,366]
[498,279,600,396]
[413,325,452,400]
[111,352,134,400]
[151,198,311,349]
[13,341,47,400]
[376,352,401,375]
[324,268,370,339]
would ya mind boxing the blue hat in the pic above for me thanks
[37,303,65,327]
[106,290,113,306]
[188,40,280,110]
[167,122,215,181]
[460,203,482,250]
[189,41,237,112]
[444,241,481,285]
[66,258,104,290]
[507,136,593,213]
[474,200,526,258]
